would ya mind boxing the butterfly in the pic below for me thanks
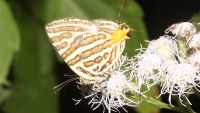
[45,17,130,84]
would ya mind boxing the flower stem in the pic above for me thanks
[194,89,200,98]
[127,94,187,113]
[173,96,196,113]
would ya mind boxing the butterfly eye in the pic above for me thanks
[124,25,129,29]
[120,24,129,30]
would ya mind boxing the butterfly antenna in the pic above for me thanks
[130,28,144,33]
[53,77,79,93]
[116,0,125,23]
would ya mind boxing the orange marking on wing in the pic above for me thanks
[84,60,95,67]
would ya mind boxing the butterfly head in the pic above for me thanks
[110,23,130,44]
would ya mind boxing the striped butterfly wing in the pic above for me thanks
[45,17,128,83]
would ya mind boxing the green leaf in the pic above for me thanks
[0,0,20,83]
[74,0,117,19]
[0,0,20,103]
[192,13,200,22]
[2,2,58,113]
[44,0,87,21]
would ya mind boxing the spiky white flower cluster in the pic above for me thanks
[134,36,178,90]
[134,22,200,106]
[165,22,196,38]
[87,71,141,113]
[160,62,198,106]
[188,32,200,48]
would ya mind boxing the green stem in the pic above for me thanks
[185,103,196,113]
[194,89,200,98]
[173,96,196,113]
[127,94,187,113]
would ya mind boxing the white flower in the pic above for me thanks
[147,36,178,59]
[133,36,179,89]
[188,51,200,71]
[135,53,165,89]
[187,32,200,49]
[165,22,196,38]
[160,62,199,106]
[83,71,142,113]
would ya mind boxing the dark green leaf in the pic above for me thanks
[0,0,20,103]
[3,3,58,113]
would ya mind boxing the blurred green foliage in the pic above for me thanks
[0,0,155,113]
[0,0,19,105]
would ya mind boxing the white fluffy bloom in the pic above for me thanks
[160,62,199,106]
[187,32,200,48]
[165,22,196,38]
[135,33,200,106]
[134,36,179,89]
[188,51,200,71]
[135,53,165,89]
[82,71,142,113]
[147,36,178,59]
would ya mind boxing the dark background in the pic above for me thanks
[59,0,200,113]
[138,0,200,40]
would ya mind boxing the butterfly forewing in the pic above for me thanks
[45,17,128,83]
